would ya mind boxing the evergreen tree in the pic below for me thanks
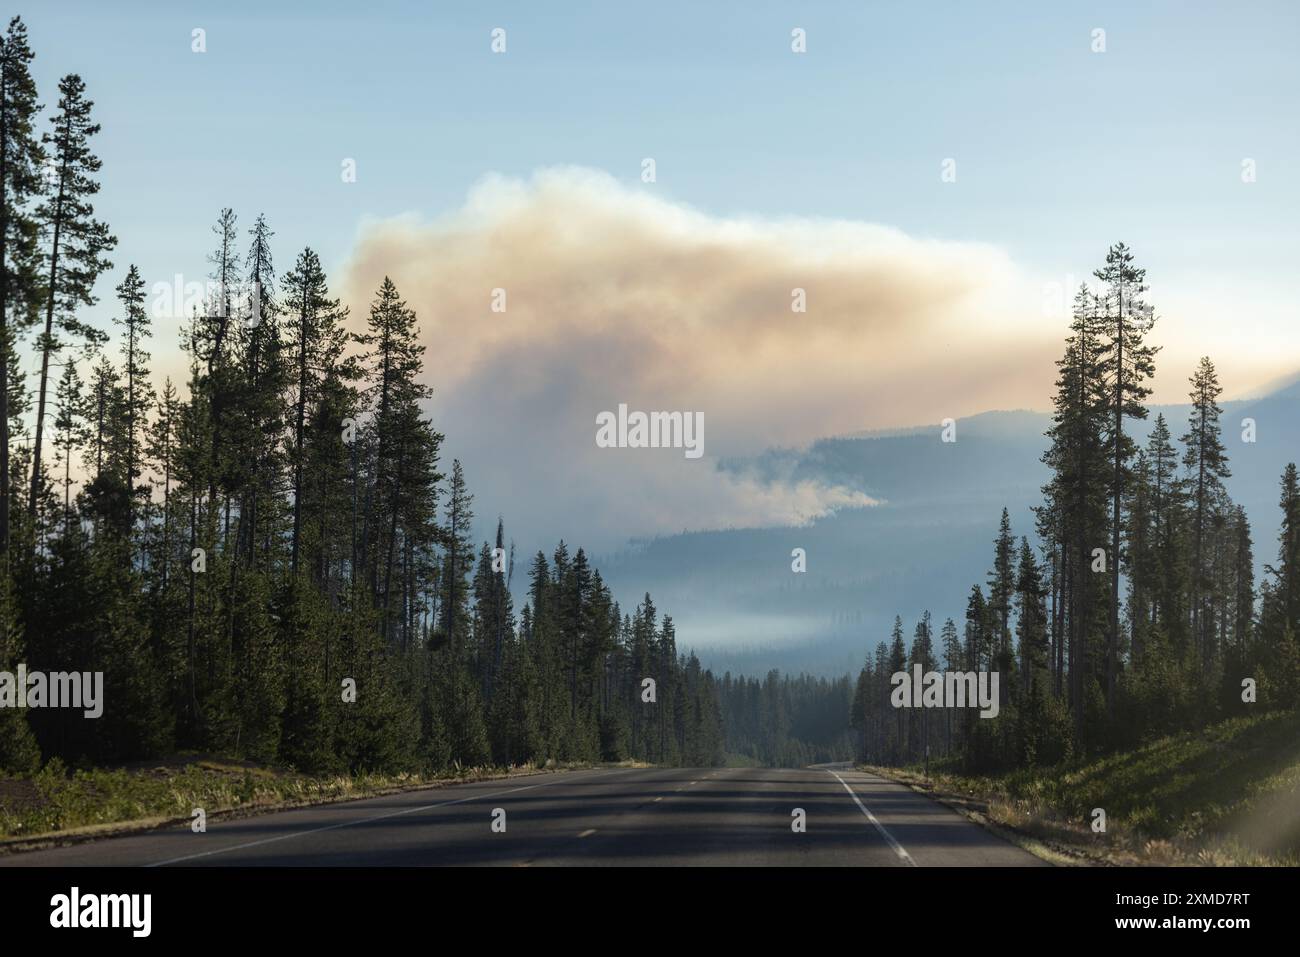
[0,570,38,770]
[51,358,86,534]
[1260,464,1300,707]
[1094,242,1158,716]
[281,247,348,577]
[437,460,490,766]
[238,213,288,568]
[1041,283,1110,741]
[887,616,906,760]
[0,16,44,558]
[987,509,1015,702]
[940,617,961,751]
[112,264,151,534]
[29,74,115,527]
[1181,356,1230,663]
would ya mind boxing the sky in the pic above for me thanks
[19,0,1300,554]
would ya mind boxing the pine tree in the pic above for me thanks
[356,276,440,636]
[1273,464,1300,636]
[51,358,86,534]
[1094,243,1158,716]
[1041,283,1110,740]
[113,264,151,535]
[281,247,348,577]
[1015,538,1048,692]
[908,611,935,765]
[940,617,961,752]
[29,74,115,526]
[81,354,130,536]
[0,568,38,770]
[199,208,240,375]
[1146,413,1189,648]
[987,508,1015,702]
[0,15,44,559]
[1181,357,1230,663]
[144,378,179,584]
[238,213,288,568]
[437,460,490,766]
[887,615,906,760]
[1259,464,1300,707]
[850,656,871,759]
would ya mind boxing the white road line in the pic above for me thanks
[577,828,597,838]
[826,770,916,866]
[146,769,633,867]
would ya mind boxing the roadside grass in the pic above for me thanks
[0,754,592,847]
[866,709,1300,866]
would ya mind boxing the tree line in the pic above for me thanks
[0,16,727,775]
[718,670,856,767]
[852,244,1300,770]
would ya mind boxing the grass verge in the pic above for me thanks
[864,709,1300,866]
[0,754,602,852]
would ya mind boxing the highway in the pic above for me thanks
[0,765,1046,867]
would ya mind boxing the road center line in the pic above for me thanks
[826,770,916,866]
[146,769,635,867]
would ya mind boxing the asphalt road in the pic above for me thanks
[0,765,1045,867]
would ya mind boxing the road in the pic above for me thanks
[0,765,1045,867]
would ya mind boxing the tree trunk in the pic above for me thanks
[1109,292,1123,718]
[28,148,67,526]
[290,296,307,576]
[0,69,10,560]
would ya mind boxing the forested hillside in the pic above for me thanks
[0,17,726,776]
[852,245,1300,772]
[597,390,1300,680]
[717,671,856,766]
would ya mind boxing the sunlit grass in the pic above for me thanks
[0,755,585,842]
[874,709,1300,865]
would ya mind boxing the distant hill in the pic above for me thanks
[595,380,1300,677]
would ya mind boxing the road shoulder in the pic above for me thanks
[860,765,1081,866]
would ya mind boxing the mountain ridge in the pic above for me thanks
[595,376,1300,677]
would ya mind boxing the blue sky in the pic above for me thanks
[27,1,1298,334]
[17,0,1300,582]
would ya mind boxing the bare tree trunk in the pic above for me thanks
[290,297,307,576]
[29,152,66,526]
[1109,292,1124,719]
